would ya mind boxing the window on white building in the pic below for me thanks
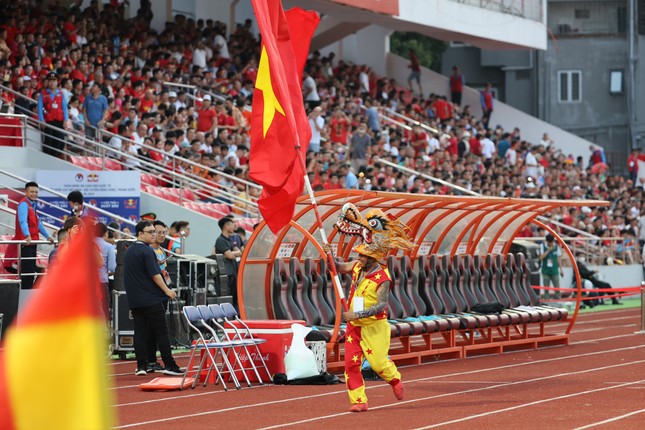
[558,70,582,103]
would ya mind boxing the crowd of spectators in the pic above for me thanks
[0,0,644,265]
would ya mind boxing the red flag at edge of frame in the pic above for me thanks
[249,0,320,234]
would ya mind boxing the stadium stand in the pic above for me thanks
[0,1,642,260]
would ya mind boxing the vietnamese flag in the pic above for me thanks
[249,0,320,234]
[0,227,114,430]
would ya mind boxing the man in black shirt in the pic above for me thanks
[124,220,182,376]
[214,216,242,307]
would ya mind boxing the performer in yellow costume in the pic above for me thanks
[330,203,415,413]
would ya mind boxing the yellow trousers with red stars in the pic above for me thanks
[344,319,401,405]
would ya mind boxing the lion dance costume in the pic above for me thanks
[335,203,415,410]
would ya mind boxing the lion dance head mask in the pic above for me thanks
[334,203,415,261]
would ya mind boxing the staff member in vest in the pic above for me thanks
[37,72,70,158]
[11,181,54,289]
[123,220,182,376]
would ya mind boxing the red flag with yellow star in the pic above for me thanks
[249,0,320,234]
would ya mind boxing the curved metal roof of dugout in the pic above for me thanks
[238,190,609,321]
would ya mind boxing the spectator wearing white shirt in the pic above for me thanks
[131,123,148,151]
[308,106,325,153]
[524,146,540,179]
[213,32,229,60]
[480,132,496,167]
[108,124,128,158]
[302,70,320,109]
[358,66,370,97]
[505,140,518,167]
[427,133,441,154]
[193,40,208,69]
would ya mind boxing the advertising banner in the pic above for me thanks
[36,170,141,227]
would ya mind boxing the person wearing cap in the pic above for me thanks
[197,94,217,133]
[140,212,157,221]
[37,71,69,157]
[539,234,564,300]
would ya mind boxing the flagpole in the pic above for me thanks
[294,146,349,313]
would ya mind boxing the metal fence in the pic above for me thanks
[447,0,544,22]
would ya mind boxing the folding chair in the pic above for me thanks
[202,304,264,386]
[181,305,240,391]
[196,305,254,388]
[217,303,273,382]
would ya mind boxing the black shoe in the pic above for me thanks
[147,362,163,373]
[612,299,623,305]
[135,368,148,376]
[162,365,184,376]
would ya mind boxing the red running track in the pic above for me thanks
[113,307,645,429]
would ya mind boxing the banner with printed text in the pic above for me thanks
[36,170,141,227]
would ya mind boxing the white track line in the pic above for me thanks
[410,379,645,430]
[115,345,645,428]
[259,363,645,430]
[573,408,645,429]
[115,341,643,405]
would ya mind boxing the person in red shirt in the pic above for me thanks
[480,82,494,128]
[432,96,451,122]
[215,101,236,132]
[410,126,428,158]
[140,88,155,113]
[449,65,465,106]
[197,95,217,133]
[329,109,350,145]
[626,148,644,182]
[469,134,482,156]
[69,59,88,84]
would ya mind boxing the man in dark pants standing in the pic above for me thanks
[37,72,69,158]
[214,216,242,308]
[123,220,182,376]
[9,182,54,289]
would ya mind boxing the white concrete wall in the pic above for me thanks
[397,0,546,50]
[562,265,644,291]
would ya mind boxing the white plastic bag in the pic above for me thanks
[284,323,319,380]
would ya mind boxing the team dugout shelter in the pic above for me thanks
[237,190,609,370]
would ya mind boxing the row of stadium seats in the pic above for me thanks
[272,253,568,342]
[69,156,122,171]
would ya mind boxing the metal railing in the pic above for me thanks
[0,238,53,283]
[377,158,640,262]
[447,0,544,22]
[0,89,261,219]
[0,113,28,147]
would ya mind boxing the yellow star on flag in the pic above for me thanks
[255,45,285,137]
[347,335,353,343]
[352,354,359,362]
[375,273,381,280]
